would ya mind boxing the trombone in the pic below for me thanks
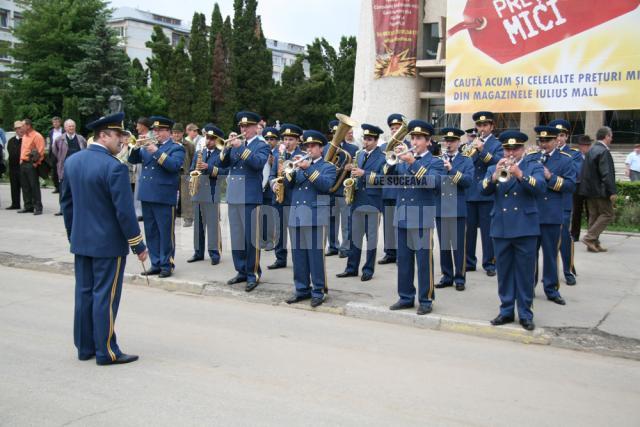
[283,154,310,175]
[385,147,416,166]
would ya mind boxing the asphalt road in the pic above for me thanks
[1,265,639,426]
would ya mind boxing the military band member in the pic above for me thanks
[465,111,503,277]
[60,112,147,365]
[221,111,271,292]
[482,130,546,331]
[268,123,304,269]
[187,124,228,265]
[128,116,185,278]
[325,119,358,257]
[261,126,280,251]
[378,113,410,265]
[285,130,337,307]
[531,126,576,305]
[435,128,474,291]
[549,119,581,285]
[337,124,385,281]
[386,120,444,315]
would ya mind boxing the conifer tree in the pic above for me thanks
[189,12,212,125]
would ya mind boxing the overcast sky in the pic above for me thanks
[108,0,360,48]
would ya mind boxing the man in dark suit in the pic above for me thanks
[60,112,147,365]
[5,121,24,210]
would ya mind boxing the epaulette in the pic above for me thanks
[570,147,580,151]
[560,151,572,157]
[526,149,540,156]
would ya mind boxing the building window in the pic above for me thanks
[539,111,586,144]
[493,113,522,135]
[172,33,181,47]
[113,26,125,38]
[13,12,23,28]
[606,110,640,145]
[423,23,440,60]
[0,40,11,61]
[0,9,8,28]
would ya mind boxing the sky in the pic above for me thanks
[108,0,360,48]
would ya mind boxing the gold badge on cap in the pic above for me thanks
[555,125,563,129]
[541,131,548,137]
[154,121,160,127]
[479,115,486,121]
[241,117,248,123]
[508,138,516,144]
[306,136,313,142]
[447,132,454,137]
[415,127,422,132]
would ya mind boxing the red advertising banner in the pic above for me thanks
[372,0,420,79]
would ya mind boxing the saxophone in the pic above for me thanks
[273,143,286,204]
[189,149,204,197]
[343,150,360,205]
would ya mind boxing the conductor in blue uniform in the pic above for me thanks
[128,116,185,278]
[60,112,147,365]
[435,128,474,291]
[482,130,546,331]
[386,120,444,315]
[285,130,337,307]
[221,111,271,292]
[336,124,385,281]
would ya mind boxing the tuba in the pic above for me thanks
[325,113,356,193]
[385,117,409,154]
[343,150,360,205]
[189,150,204,196]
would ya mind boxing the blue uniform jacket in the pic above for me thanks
[220,135,271,205]
[560,144,582,211]
[189,147,228,203]
[384,152,444,229]
[128,139,185,205]
[481,155,546,238]
[530,149,576,224]
[379,139,410,201]
[269,146,303,206]
[436,153,474,218]
[467,134,504,202]
[285,158,337,227]
[61,144,146,257]
[352,147,385,212]
[263,146,277,202]
[322,141,358,197]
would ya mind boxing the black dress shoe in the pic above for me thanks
[377,256,396,265]
[286,294,311,304]
[141,268,161,276]
[54,212,63,216]
[33,210,43,215]
[490,315,514,326]
[17,209,34,213]
[268,262,286,270]
[310,296,325,307]
[211,258,220,265]
[361,272,373,282]
[137,216,143,222]
[245,281,259,292]
[435,281,453,289]
[417,304,432,315]
[336,271,358,278]
[159,270,172,278]
[565,275,577,286]
[96,353,139,366]
[325,249,339,256]
[466,266,476,272]
[78,353,95,361]
[389,300,414,311]
[186,255,204,263]
[5,206,19,210]
[486,270,496,277]
[455,284,466,291]
[547,295,566,305]
[338,251,348,259]
[227,275,247,285]
[519,319,535,331]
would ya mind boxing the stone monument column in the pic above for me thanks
[351,0,421,136]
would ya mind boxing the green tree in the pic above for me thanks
[209,3,224,60]
[334,36,357,115]
[211,33,232,129]
[61,96,81,131]
[166,38,193,124]
[1,92,15,129]
[146,25,173,101]
[189,12,211,125]
[130,58,148,87]
[68,16,131,122]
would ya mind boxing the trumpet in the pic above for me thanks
[497,156,515,183]
[216,133,247,151]
[134,135,159,148]
[385,147,416,166]
[461,131,485,157]
[283,154,310,175]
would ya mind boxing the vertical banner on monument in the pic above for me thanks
[372,0,419,79]
[445,0,640,113]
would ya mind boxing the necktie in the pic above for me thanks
[205,150,211,162]
[362,152,370,168]
[542,153,549,164]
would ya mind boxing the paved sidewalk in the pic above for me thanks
[1,184,639,357]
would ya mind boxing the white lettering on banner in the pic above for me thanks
[496,0,567,45]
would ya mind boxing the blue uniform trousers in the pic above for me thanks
[260,200,276,249]
[74,255,126,363]
[536,224,562,299]
[228,203,261,282]
[346,210,379,276]
[328,195,351,253]
[290,225,327,299]
[141,202,176,273]
[494,236,536,321]
[436,217,467,285]
[466,201,496,272]
[273,204,290,265]
[397,227,435,306]
[382,199,397,258]
[193,202,221,262]
[560,210,576,279]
